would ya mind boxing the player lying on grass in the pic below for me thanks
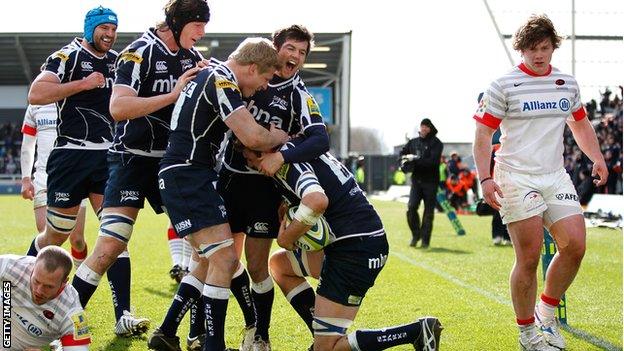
[243,138,443,351]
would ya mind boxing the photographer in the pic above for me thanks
[400,118,443,248]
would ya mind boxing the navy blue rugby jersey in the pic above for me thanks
[43,38,117,150]
[221,71,328,174]
[273,138,384,241]
[111,28,203,157]
[161,62,246,169]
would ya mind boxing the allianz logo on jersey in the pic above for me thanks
[522,98,570,112]
[153,74,178,93]
[245,100,284,129]
[120,190,140,202]
[16,313,43,337]
[155,61,168,73]
[81,61,93,71]
[36,119,56,126]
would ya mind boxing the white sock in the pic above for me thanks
[182,238,192,270]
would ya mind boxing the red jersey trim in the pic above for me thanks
[60,334,91,346]
[572,106,587,121]
[473,112,501,129]
[519,63,552,77]
[21,124,37,136]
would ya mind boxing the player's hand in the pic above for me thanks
[172,67,201,97]
[21,177,34,200]
[276,219,294,250]
[196,59,211,69]
[257,151,284,177]
[82,72,106,90]
[592,159,608,186]
[481,179,503,211]
[268,123,289,145]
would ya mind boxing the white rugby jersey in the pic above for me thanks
[21,104,58,174]
[0,255,90,350]
[474,63,586,174]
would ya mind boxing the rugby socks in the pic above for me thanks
[167,226,183,267]
[347,322,422,351]
[251,276,274,341]
[160,275,204,337]
[71,244,88,268]
[203,284,230,350]
[182,238,192,271]
[107,251,131,321]
[26,233,43,256]
[517,316,536,333]
[285,281,315,335]
[537,293,559,319]
[72,263,103,308]
[230,263,256,328]
[189,299,206,339]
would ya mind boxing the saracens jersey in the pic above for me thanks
[161,62,245,169]
[221,71,328,174]
[273,138,384,242]
[21,104,57,174]
[0,255,90,350]
[43,38,117,150]
[111,28,203,157]
[474,63,586,174]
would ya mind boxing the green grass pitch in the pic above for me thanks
[1,196,621,350]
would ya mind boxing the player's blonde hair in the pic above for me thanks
[513,14,564,51]
[229,37,281,74]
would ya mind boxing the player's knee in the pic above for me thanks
[46,209,77,235]
[269,250,287,275]
[199,238,237,272]
[98,212,135,243]
[247,261,269,282]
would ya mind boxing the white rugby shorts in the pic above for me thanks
[494,165,582,228]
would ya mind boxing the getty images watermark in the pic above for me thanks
[2,280,10,348]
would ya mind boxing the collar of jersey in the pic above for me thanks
[269,72,299,88]
[148,28,181,57]
[518,62,552,77]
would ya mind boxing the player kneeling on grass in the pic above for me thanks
[0,247,91,350]
[244,139,443,351]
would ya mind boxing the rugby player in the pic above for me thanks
[70,0,210,337]
[244,140,443,351]
[25,5,137,337]
[1,247,91,350]
[473,14,607,351]
[147,37,288,351]
[216,24,329,350]
[20,103,89,268]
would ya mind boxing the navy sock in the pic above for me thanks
[188,300,206,338]
[203,285,229,350]
[230,267,255,327]
[252,286,274,341]
[107,256,131,321]
[288,286,315,335]
[71,275,99,308]
[160,277,203,337]
[26,236,39,256]
[351,321,421,351]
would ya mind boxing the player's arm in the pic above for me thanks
[225,108,288,151]
[277,167,328,250]
[59,310,91,351]
[567,116,607,186]
[28,71,104,106]
[109,67,200,121]
[473,122,502,209]
[20,134,36,200]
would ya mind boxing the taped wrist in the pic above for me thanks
[293,203,320,226]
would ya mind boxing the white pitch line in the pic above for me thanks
[391,250,623,351]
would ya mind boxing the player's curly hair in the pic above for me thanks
[513,14,564,51]
[272,25,315,54]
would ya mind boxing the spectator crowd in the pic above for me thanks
[0,122,21,175]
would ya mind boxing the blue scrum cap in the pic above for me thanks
[84,6,118,44]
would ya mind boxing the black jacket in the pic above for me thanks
[400,130,443,183]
